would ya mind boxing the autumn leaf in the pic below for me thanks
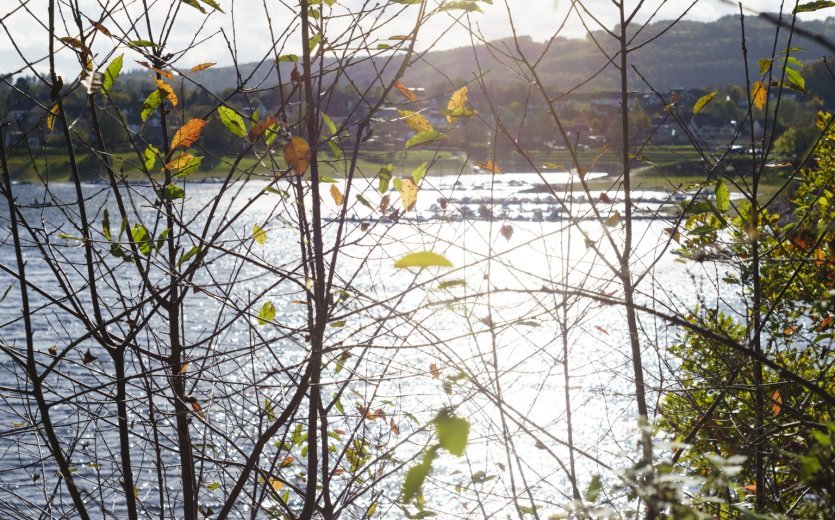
[819,316,833,331]
[171,119,208,150]
[446,86,468,124]
[190,400,206,419]
[283,136,311,175]
[693,91,718,115]
[46,104,58,131]
[250,116,278,139]
[397,109,433,133]
[379,194,390,214]
[390,418,400,435]
[165,153,195,171]
[752,81,767,110]
[253,225,267,245]
[91,21,112,38]
[771,389,782,416]
[155,79,178,106]
[394,251,453,269]
[399,178,418,211]
[330,184,344,207]
[500,224,513,241]
[429,363,440,379]
[191,62,216,72]
[474,159,501,174]
[604,211,622,227]
[394,81,418,102]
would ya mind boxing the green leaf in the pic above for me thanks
[102,208,112,241]
[438,1,483,12]
[101,54,123,95]
[162,184,185,200]
[411,161,429,185]
[434,412,469,456]
[155,228,170,252]
[356,193,374,210]
[178,245,200,267]
[715,179,730,213]
[143,145,159,171]
[56,233,81,241]
[141,90,163,121]
[181,0,206,13]
[258,301,276,326]
[207,482,221,491]
[318,176,338,183]
[437,279,466,290]
[405,130,447,149]
[131,224,153,256]
[585,474,602,502]
[198,0,224,13]
[253,224,267,245]
[693,91,717,115]
[327,139,342,159]
[322,113,337,135]
[308,34,322,53]
[402,447,437,503]
[277,54,298,63]
[217,105,247,138]
[394,251,453,269]
[784,66,806,92]
[378,164,394,194]
[794,1,835,13]
[128,39,155,48]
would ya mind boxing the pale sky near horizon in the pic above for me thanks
[1,0,832,79]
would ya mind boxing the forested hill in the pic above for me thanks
[164,14,835,96]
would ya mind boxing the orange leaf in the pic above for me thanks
[165,152,195,170]
[250,116,277,139]
[190,400,205,419]
[155,79,178,106]
[171,118,208,150]
[744,483,757,493]
[191,62,216,72]
[280,456,294,468]
[283,136,311,175]
[752,81,767,110]
[394,81,417,102]
[429,363,440,379]
[390,418,400,435]
[819,316,833,332]
[91,22,112,38]
[594,325,609,335]
[474,160,501,174]
[771,389,782,416]
[137,61,174,80]
[330,184,344,206]
[783,325,798,336]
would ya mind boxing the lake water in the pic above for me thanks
[0,172,730,518]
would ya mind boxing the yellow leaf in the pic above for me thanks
[91,22,112,38]
[137,61,175,80]
[155,79,178,107]
[389,34,411,41]
[191,62,216,72]
[165,152,195,170]
[394,251,453,269]
[752,81,767,110]
[268,478,284,492]
[47,104,59,131]
[253,224,267,245]
[474,159,501,174]
[283,136,311,175]
[394,81,417,102]
[446,86,468,124]
[330,184,344,206]
[399,178,418,211]
[171,118,208,150]
[397,109,433,133]
[179,362,190,374]
[771,389,782,416]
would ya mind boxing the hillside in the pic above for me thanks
[152,14,835,96]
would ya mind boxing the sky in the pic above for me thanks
[1,0,832,79]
